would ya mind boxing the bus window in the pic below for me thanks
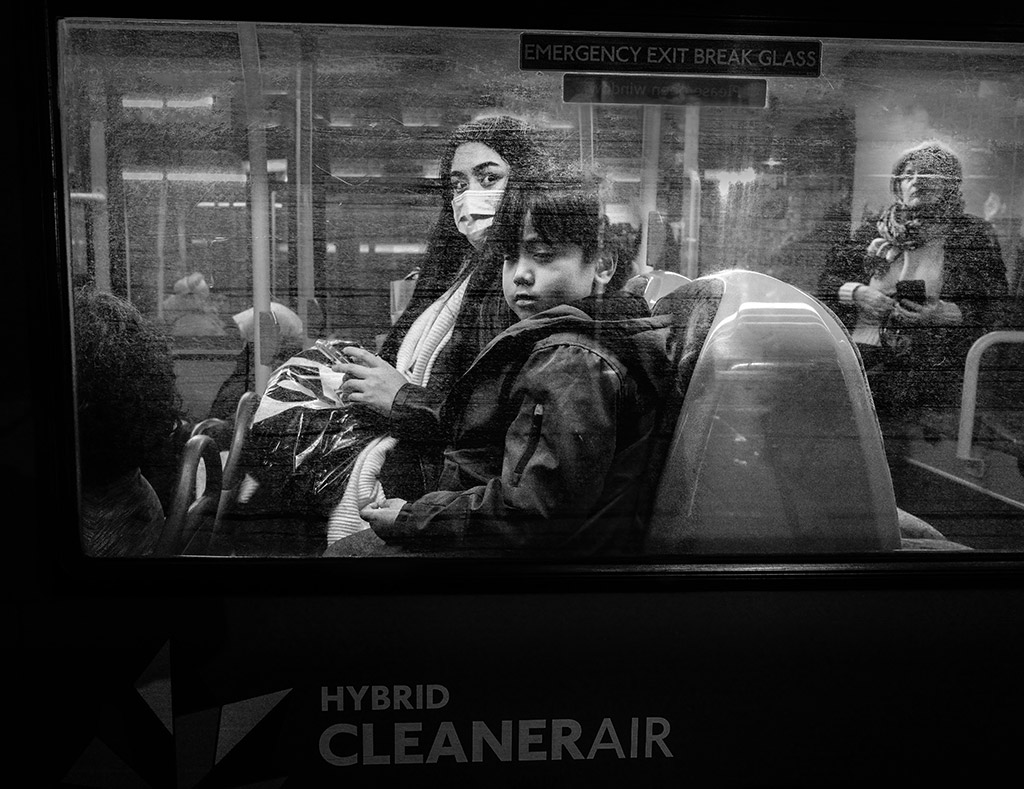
[58,20,1024,557]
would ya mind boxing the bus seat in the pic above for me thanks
[632,277,726,528]
[644,269,902,554]
[205,390,261,553]
[190,416,230,442]
[625,270,692,310]
[156,433,224,556]
[221,391,260,499]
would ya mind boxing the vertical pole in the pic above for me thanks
[637,106,661,273]
[295,52,315,340]
[89,119,111,292]
[123,197,132,302]
[681,105,701,278]
[239,23,274,394]
[155,179,168,320]
[270,188,277,293]
[1011,116,1022,300]
[177,195,188,277]
[578,104,594,168]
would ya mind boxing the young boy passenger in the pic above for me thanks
[356,167,672,555]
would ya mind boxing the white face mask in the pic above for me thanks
[451,189,505,248]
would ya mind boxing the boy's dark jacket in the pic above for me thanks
[373,290,674,555]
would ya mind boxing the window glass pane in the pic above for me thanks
[60,20,1024,559]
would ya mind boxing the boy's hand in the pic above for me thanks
[333,347,408,417]
[360,498,407,530]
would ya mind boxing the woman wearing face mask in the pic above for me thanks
[321,115,549,541]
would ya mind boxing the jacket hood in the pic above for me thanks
[466,290,674,399]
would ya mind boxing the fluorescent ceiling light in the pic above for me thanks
[122,95,214,110]
[331,162,383,178]
[122,98,164,109]
[402,108,442,127]
[166,96,214,109]
[374,243,427,254]
[167,171,247,183]
[244,159,288,174]
[122,170,165,181]
[329,111,356,127]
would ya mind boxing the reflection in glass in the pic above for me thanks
[59,20,1024,556]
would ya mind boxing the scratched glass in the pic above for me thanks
[58,20,1024,558]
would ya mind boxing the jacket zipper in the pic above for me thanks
[510,403,544,487]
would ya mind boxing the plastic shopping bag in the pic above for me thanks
[242,339,387,517]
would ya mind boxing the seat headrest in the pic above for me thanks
[624,270,693,310]
[645,269,901,554]
[652,276,724,368]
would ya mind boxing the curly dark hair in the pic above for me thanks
[74,288,183,485]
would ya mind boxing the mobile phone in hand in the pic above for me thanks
[895,279,926,304]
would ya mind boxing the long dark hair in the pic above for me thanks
[380,115,547,363]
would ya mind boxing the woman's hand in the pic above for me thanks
[852,284,896,320]
[892,298,962,326]
[867,237,903,264]
[333,347,408,417]
[360,497,408,529]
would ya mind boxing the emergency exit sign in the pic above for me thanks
[563,74,767,108]
[522,33,821,78]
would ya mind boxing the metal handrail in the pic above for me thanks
[956,330,1024,461]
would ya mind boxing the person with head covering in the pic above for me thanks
[818,140,1008,432]
[161,271,226,336]
[206,299,306,423]
[230,301,304,345]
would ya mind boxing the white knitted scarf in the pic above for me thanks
[325,275,469,542]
